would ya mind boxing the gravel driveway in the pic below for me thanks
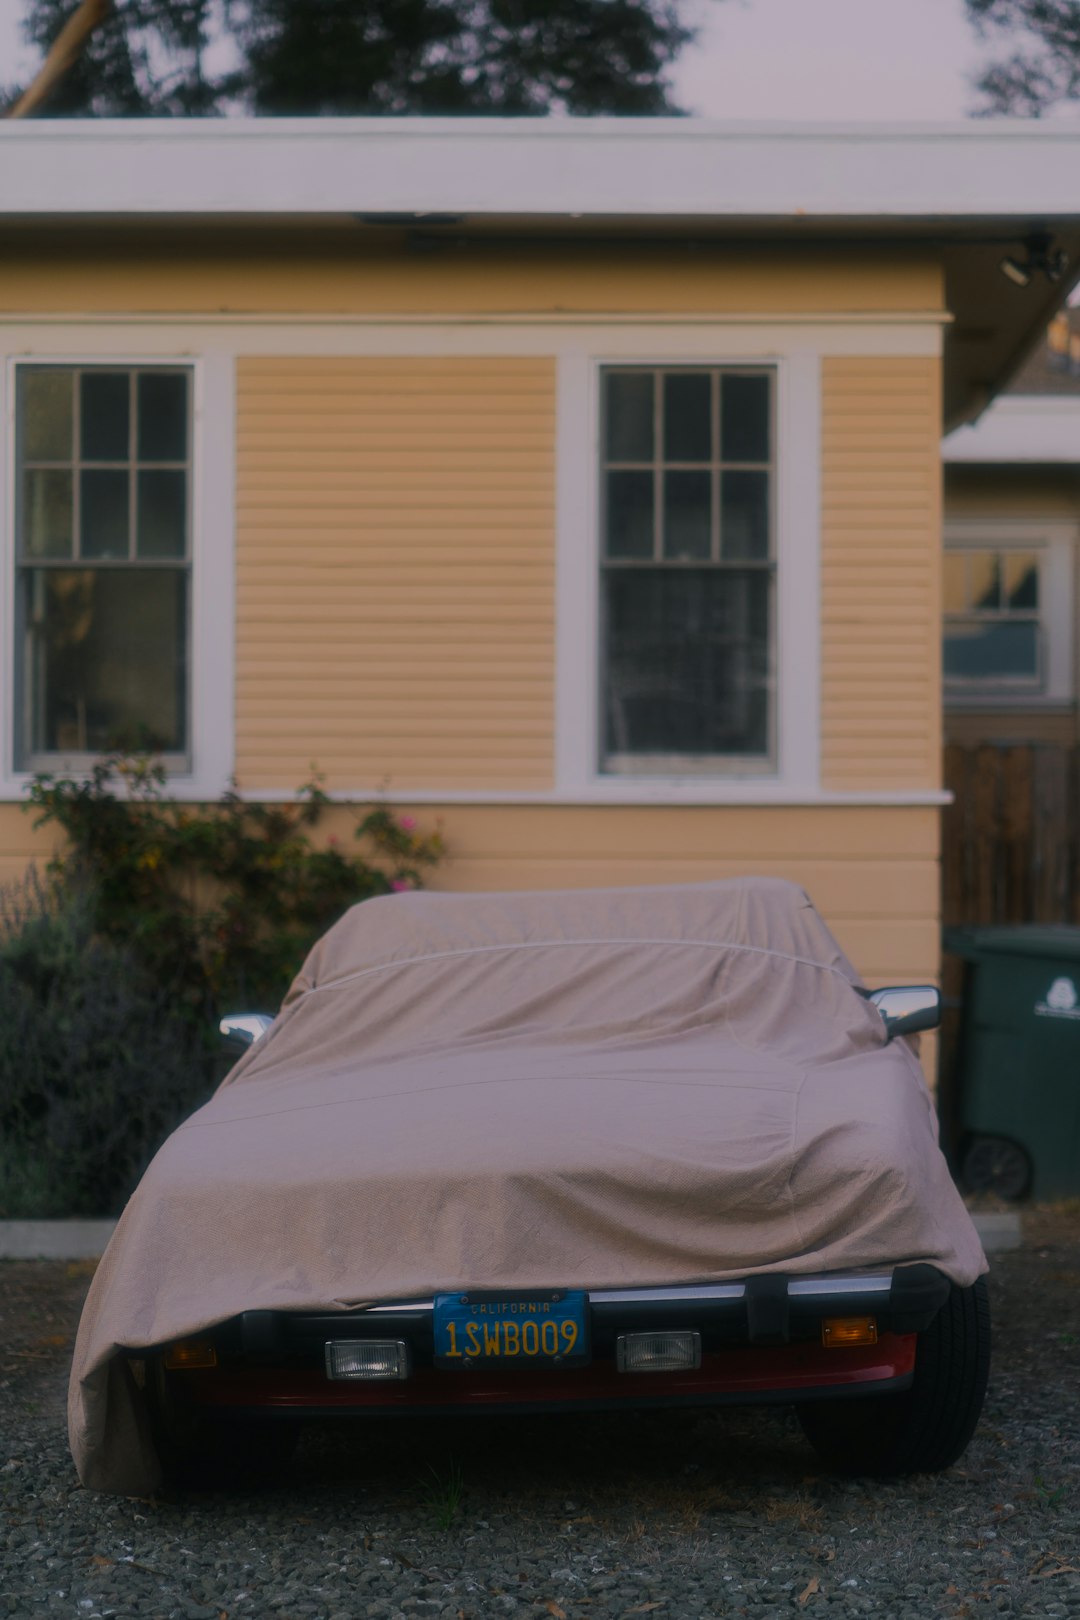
[2,1209,1078,1620]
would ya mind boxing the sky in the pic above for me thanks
[0,0,1068,123]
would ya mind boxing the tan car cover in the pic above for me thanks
[69,878,986,1493]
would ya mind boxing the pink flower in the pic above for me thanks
[398,815,417,832]
[391,878,412,893]
[327,835,340,848]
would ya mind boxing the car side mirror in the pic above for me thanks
[864,985,941,1043]
[219,1012,275,1049]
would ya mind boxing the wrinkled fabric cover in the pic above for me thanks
[69,878,986,1493]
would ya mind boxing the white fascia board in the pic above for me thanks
[943,395,1080,463]
[5,117,1080,221]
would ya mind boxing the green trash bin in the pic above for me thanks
[943,925,1080,1201]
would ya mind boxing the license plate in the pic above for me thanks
[433,1289,590,1369]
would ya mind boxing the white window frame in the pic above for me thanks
[1,346,235,799]
[943,519,1076,709]
[555,345,822,801]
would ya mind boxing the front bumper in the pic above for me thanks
[149,1264,949,1418]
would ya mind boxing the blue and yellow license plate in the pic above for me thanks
[433,1289,590,1369]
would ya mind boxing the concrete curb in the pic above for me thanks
[1,1211,1025,1262]
[0,1219,117,1259]
[971,1210,1023,1253]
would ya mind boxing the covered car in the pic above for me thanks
[68,878,988,1493]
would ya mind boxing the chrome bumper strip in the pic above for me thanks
[361,1270,895,1315]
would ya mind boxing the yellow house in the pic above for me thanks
[2,118,1079,996]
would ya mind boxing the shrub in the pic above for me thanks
[0,756,444,1215]
[0,870,213,1216]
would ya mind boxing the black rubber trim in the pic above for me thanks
[233,1266,952,1359]
[744,1275,791,1344]
[887,1264,952,1334]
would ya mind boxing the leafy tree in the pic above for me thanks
[967,0,1080,115]
[10,0,708,117]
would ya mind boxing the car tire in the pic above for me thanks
[795,1277,991,1477]
[146,1358,300,1489]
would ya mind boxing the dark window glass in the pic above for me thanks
[22,370,73,462]
[605,372,654,462]
[138,469,187,558]
[606,470,654,559]
[1005,554,1038,609]
[663,373,711,462]
[721,374,770,463]
[603,569,769,757]
[81,469,130,559]
[21,470,72,558]
[663,471,711,560]
[944,621,1039,682]
[17,568,187,760]
[721,470,769,559]
[80,373,130,462]
[138,372,188,461]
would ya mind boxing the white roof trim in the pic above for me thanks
[4,117,1080,220]
[944,394,1080,463]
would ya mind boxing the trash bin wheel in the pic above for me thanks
[961,1134,1032,1201]
[796,1277,991,1476]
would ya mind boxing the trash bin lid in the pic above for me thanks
[943,924,1080,962]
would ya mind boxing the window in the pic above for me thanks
[599,367,775,774]
[943,546,1042,689]
[14,365,191,768]
[943,526,1076,707]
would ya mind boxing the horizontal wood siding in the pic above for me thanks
[0,801,939,1078]
[235,357,556,791]
[0,802,939,985]
[821,357,942,791]
[0,805,63,890]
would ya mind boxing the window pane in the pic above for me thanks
[606,470,654,559]
[721,374,770,463]
[138,372,188,462]
[81,469,130,559]
[605,372,654,462]
[17,568,187,761]
[1005,553,1038,609]
[969,552,1000,610]
[21,470,72,558]
[944,553,967,613]
[944,620,1039,682]
[80,373,130,462]
[721,470,769,559]
[138,469,186,558]
[663,470,711,560]
[22,370,73,462]
[663,373,711,462]
[603,568,770,759]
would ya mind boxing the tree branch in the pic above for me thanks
[8,0,111,119]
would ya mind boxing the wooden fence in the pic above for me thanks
[939,743,1079,1137]
[942,743,1080,929]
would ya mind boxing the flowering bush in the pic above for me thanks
[27,753,444,1018]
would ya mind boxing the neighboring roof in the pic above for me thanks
[943,308,1080,461]
[4,117,1080,429]
[1008,308,1080,395]
[943,394,1080,463]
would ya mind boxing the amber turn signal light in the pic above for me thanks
[821,1317,878,1348]
[163,1339,218,1370]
